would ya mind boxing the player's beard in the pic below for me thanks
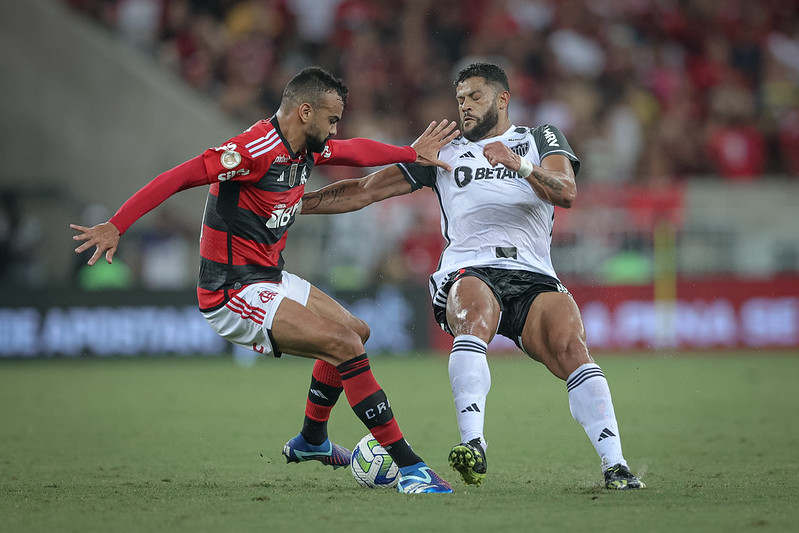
[306,126,329,153]
[462,101,499,142]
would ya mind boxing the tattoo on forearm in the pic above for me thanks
[532,169,565,192]
[304,185,346,211]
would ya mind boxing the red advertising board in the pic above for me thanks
[428,276,799,352]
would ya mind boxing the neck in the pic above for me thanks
[482,116,512,140]
[274,109,306,154]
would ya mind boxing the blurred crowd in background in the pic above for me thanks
[5,0,798,291]
[63,0,799,182]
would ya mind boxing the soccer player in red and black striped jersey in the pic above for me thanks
[71,67,458,494]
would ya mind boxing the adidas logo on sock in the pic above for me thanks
[310,388,329,400]
[460,403,481,413]
[459,151,475,159]
[597,428,616,442]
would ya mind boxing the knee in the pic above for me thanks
[321,325,365,365]
[548,336,592,378]
[352,317,370,344]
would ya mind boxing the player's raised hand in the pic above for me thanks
[70,222,121,266]
[483,141,521,170]
[411,120,460,171]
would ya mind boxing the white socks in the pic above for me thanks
[567,363,627,471]
[449,335,490,446]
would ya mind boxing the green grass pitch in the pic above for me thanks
[2,352,798,532]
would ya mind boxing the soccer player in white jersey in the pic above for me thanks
[296,62,645,490]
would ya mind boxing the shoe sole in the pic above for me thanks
[448,446,485,486]
[606,479,646,490]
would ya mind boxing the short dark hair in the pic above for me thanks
[281,67,349,109]
[454,63,510,93]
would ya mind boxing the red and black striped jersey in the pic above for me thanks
[198,117,313,310]
[198,117,418,311]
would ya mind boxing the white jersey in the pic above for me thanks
[397,123,580,298]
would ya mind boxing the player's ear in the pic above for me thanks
[497,90,510,112]
[298,102,313,124]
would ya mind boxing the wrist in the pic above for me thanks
[518,157,533,178]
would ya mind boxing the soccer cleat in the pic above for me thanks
[282,434,352,469]
[448,438,487,486]
[396,463,453,493]
[604,463,646,490]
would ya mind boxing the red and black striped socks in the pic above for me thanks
[337,354,422,468]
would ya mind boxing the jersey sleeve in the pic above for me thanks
[531,124,581,176]
[109,156,209,235]
[201,127,273,184]
[313,138,417,167]
[395,161,437,191]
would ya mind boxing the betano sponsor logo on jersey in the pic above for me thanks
[266,201,301,229]
[453,165,521,187]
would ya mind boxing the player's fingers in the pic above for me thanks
[69,223,89,232]
[105,247,116,264]
[434,120,456,140]
[432,158,453,172]
[442,126,460,144]
[74,240,94,253]
[437,119,454,133]
[422,120,438,137]
[88,248,102,266]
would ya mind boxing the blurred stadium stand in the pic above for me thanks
[1,0,798,355]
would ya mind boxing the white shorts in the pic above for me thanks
[202,272,311,357]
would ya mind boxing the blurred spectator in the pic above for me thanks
[135,211,194,290]
[0,192,45,288]
[705,81,766,180]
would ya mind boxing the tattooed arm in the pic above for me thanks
[301,165,414,215]
[482,142,576,208]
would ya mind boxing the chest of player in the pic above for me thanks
[441,153,539,211]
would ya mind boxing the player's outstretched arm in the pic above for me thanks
[411,120,460,172]
[483,142,576,208]
[301,166,413,215]
[70,222,121,265]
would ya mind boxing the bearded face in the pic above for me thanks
[305,123,329,153]
[461,99,499,142]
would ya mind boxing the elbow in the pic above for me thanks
[557,186,577,209]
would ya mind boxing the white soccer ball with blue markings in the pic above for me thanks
[350,433,399,488]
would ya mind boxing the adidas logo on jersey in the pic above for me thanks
[459,151,476,159]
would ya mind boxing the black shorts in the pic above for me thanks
[432,266,570,349]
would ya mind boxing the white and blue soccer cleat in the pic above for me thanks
[282,434,352,469]
[395,462,453,493]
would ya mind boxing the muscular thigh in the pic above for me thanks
[305,285,367,336]
[270,296,361,363]
[446,276,501,341]
[520,292,592,379]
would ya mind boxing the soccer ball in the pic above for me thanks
[350,433,399,488]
